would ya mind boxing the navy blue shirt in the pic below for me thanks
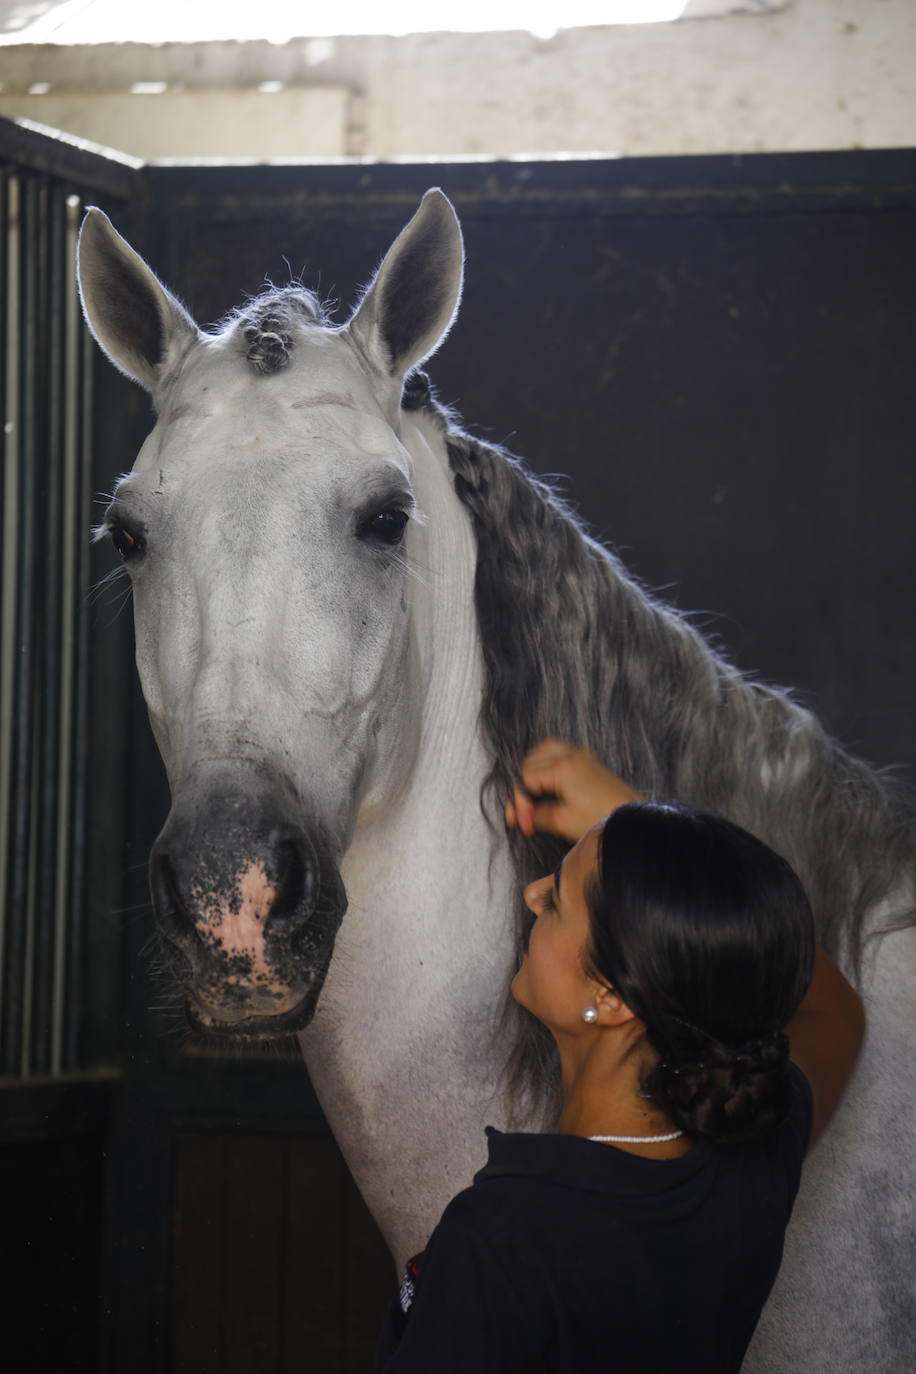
[376,1064,812,1373]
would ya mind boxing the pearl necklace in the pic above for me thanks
[588,1130,684,1144]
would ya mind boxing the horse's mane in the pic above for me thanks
[411,384,916,1125]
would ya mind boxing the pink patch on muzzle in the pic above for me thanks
[193,860,279,982]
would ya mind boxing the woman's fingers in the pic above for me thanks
[507,740,644,843]
[508,743,588,843]
[506,788,554,838]
[505,794,532,834]
[519,743,578,799]
[505,783,573,840]
[510,787,536,836]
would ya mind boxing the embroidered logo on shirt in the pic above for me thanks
[398,1252,423,1314]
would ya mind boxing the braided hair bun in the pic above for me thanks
[586,802,816,1148]
[648,1027,793,1145]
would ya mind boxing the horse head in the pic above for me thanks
[78,191,464,1038]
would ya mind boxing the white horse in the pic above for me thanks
[78,190,915,1371]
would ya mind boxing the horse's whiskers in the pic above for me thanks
[400,546,442,580]
[389,550,433,589]
[86,563,128,606]
[101,584,134,628]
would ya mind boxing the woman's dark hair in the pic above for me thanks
[586,802,816,1145]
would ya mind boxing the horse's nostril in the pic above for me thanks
[270,840,315,923]
[150,850,204,962]
[152,852,185,925]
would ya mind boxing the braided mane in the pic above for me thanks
[409,383,916,1123]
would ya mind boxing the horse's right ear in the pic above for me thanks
[347,188,464,380]
[77,208,199,393]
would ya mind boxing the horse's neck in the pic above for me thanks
[299,411,520,1262]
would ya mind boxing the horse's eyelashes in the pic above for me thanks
[110,525,144,561]
[359,508,409,546]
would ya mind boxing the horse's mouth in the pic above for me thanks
[185,988,321,1040]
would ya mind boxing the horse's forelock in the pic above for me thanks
[216,286,330,375]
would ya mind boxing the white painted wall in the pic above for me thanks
[0,0,913,161]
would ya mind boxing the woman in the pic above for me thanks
[375,740,865,1373]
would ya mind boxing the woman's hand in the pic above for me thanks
[504,739,643,844]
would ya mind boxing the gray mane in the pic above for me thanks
[219,286,329,374]
[413,386,916,1123]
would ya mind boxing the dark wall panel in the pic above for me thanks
[172,1131,391,1374]
[2,1133,106,1371]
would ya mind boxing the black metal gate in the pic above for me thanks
[0,130,132,1081]
[0,120,138,1371]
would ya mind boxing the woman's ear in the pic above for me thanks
[593,985,637,1028]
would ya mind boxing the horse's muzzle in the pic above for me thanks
[148,765,347,1038]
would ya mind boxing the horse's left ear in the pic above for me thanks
[347,188,464,379]
[77,207,199,393]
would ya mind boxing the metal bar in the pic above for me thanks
[4,172,31,1076]
[53,190,83,1075]
[0,168,10,1061]
[30,179,64,1077]
[141,147,916,219]
[0,115,142,202]
[1,174,23,1077]
[17,172,44,1078]
[66,243,94,1072]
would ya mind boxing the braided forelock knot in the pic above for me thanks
[243,317,292,374]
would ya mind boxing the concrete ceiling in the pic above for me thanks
[0,2,785,45]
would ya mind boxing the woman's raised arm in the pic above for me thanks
[785,945,865,1150]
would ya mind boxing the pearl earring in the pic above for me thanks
[581,1006,599,1024]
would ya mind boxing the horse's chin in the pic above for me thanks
[185,988,321,1040]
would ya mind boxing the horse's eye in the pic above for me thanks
[361,508,409,546]
[110,526,143,560]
